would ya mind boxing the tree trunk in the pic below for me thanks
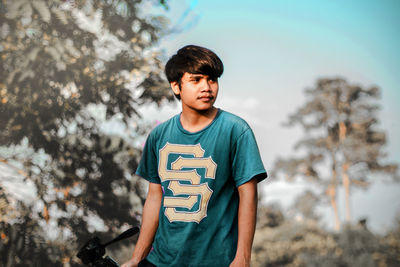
[327,184,340,231]
[339,122,351,223]
[342,162,351,223]
[327,160,340,231]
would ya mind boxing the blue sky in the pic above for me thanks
[144,0,400,232]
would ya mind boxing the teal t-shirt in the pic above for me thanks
[136,109,267,267]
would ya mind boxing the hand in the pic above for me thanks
[229,256,250,267]
[121,258,139,267]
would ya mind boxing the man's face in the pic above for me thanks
[171,72,219,112]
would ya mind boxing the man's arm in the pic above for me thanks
[121,182,162,267]
[230,178,258,267]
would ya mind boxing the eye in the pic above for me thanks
[191,77,201,83]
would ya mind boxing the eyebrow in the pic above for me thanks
[188,74,208,78]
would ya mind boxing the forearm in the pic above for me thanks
[131,183,162,263]
[233,179,258,265]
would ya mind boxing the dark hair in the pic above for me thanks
[165,45,224,99]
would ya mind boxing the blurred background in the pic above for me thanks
[1,0,399,266]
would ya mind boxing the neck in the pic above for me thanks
[180,107,218,133]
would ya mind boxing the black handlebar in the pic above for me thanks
[77,226,139,266]
[103,227,139,247]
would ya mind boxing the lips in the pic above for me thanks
[198,95,214,101]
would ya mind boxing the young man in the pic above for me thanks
[122,45,267,267]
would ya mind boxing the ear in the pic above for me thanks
[170,81,181,95]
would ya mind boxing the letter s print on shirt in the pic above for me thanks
[158,143,217,223]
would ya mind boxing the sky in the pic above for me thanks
[141,0,400,233]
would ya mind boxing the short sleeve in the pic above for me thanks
[136,132,161,184]
[231,128,267,187]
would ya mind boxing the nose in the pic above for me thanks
[200,79,212,92]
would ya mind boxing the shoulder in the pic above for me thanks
[218,109,251,134]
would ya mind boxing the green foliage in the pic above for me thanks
[253,205,400,267]
[257,203,285,228]
[381,217,400,266]
[0,0,172,265]
[292,190,321,221]
[254,212,337,266]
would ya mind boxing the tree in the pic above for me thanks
[292,190,321,222]
[0,0,173,265]
[253,203,396,267]
[381,216,400,266]
[273,78,398,231]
